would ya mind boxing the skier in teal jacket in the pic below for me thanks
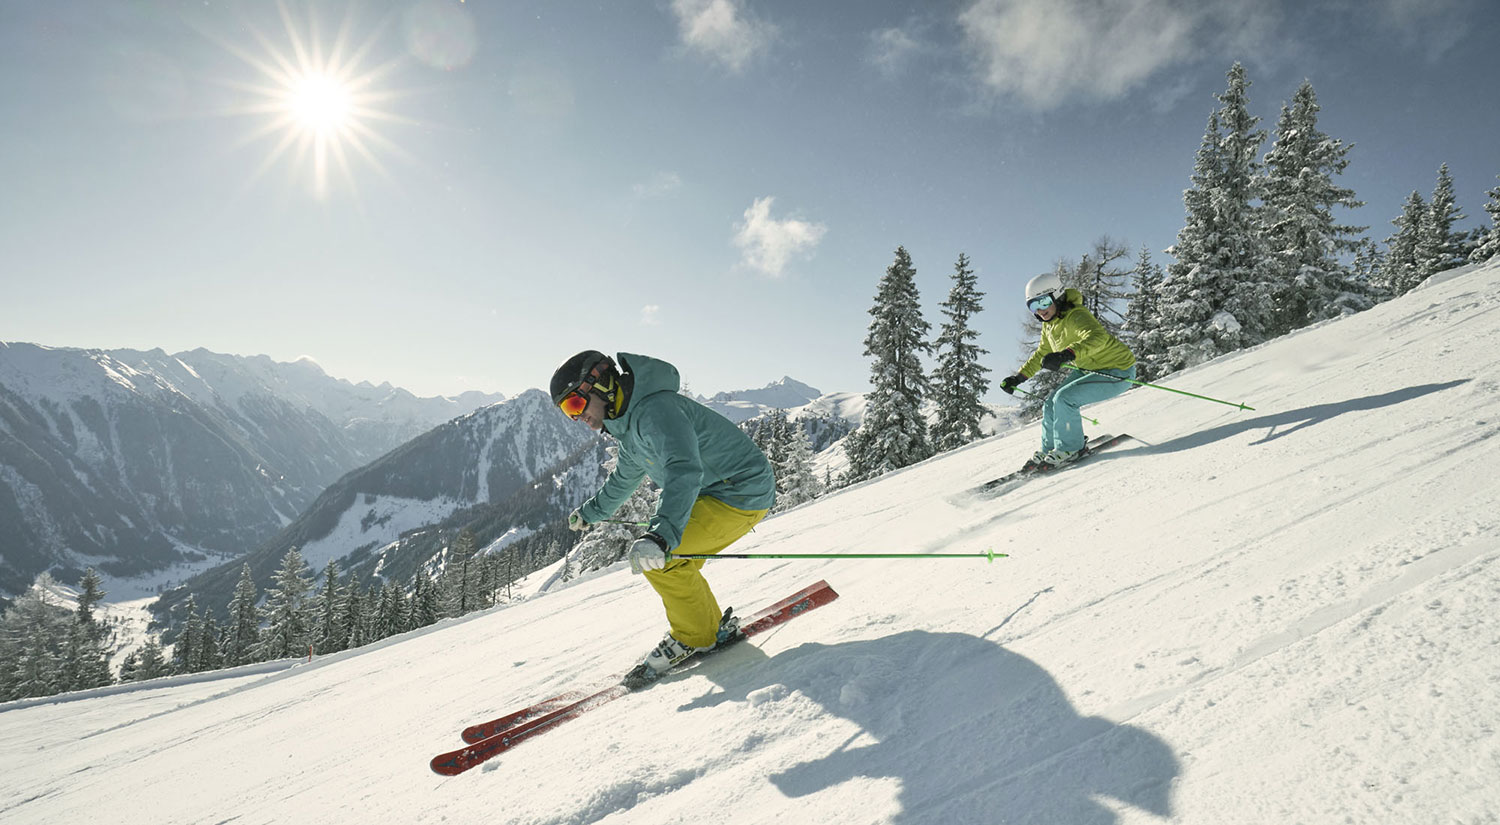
[551,350,775,679]
[1000,272,1137,470]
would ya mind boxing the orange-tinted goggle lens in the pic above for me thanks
[558,391,589,419]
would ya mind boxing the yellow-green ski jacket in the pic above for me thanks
[1019,289,1136,378]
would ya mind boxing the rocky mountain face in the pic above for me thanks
[154,389,605,620]
[0,343,503,595]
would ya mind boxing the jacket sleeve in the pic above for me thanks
[1019,346,1047,379]
[579,448,647,525]
[636,402,704,550]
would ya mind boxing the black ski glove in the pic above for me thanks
[1000,374,1026,395]
[1041,349,1076,372]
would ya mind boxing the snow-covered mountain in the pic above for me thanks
[0,343,503,596]
[700,376,824,423]
[152,389,604,622]
[4,261,1496,824]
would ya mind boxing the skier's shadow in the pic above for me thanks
[685,630,1179,824]
[1146,380,1466,453]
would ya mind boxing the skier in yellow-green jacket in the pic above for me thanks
[999,272,1137,470]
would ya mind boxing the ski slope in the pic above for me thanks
[3,261,1498,824]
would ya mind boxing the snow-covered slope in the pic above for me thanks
[3,261,1498,824]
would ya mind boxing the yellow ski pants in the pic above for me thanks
[644,496,768,648]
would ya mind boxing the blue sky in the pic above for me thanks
[2,0,1496,401]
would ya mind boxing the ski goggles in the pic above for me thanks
[557,388,591,419]
[1026,293,1055,313]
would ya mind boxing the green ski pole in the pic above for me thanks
[1063,364,1255,411]
[1012,386,1099,426]
[670,549,1009,563]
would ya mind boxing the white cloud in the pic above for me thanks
[669,0,776,73]
[640,305,662,326]
[632,171,683,199]
[733,197,827,278]
[868,27,922,77]
[957,0,1212,109]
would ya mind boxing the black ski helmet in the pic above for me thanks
[550,350,623,417]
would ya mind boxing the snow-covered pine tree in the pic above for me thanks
[130,638,168,682]
[409,569,440,627]
[773,421,822,512]
[340,583,368,650]
[1259,80,1368,334]
[1418,164,1466,275]
[1124,246,1167,381]
[312,560,346,655]
[67,567,112,690]
[372,582,408,639]
[197,615,223,672]
[1156,63,1272,373]
[224,563,261,667]
[843,246,933,482]
[930,252,991,452]
[259,547,313,660]
[171,595,202,675]
[1471,174,1500,264]
[0,577,67,699]
[1373,191,1428,297]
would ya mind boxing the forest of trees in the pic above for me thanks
[5,62,1499,703]
[842,63,1500,479]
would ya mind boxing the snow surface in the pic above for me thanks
[3,261,1499,824]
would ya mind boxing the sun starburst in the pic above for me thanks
[210,2,412,199]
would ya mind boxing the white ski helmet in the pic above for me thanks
[1024,271,1062,303]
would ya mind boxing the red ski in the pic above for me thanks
[430,579,839,776]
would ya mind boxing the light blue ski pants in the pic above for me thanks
[1041,365,1137,452]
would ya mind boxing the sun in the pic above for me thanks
[209,2,411,199]
[286,71,355,135]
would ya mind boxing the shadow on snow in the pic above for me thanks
[687,630,1179,825]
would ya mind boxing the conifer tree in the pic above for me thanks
[1373,191,1428,297]
[773,421,822,512]
[1260,80,1368,333]
[410,569,440,627]
[197,616,223,672]
[224,563,261,667]
[131,639,168,681]
[1124,246,1167,381]
[844,246,933,482]
[1468,174,1500,264]
[440,529,481,617]
[66,568,112,690]
[1156,63,1272,372]
[259,547,313,660]
[2,579,67,699]
[930,253,991,452]
[312,560,346,655]
[1418,164,1466,275]
[340,583,368,650]
[171,595,202,675]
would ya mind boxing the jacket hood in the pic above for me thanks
[614,352,680,425]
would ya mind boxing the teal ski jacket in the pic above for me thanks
[579,353,775,550]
